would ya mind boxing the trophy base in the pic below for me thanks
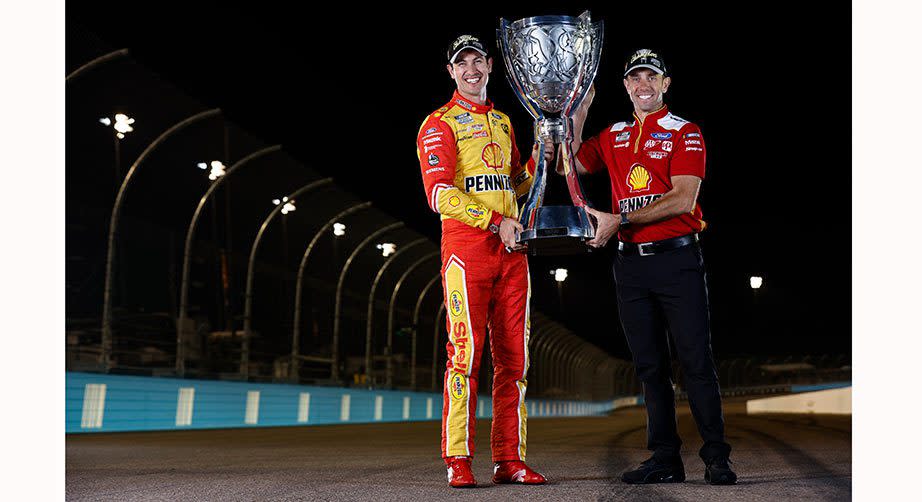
[517,206,595,256]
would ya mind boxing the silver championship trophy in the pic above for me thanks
[498,11,603,255]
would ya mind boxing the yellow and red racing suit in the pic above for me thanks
[416,91,535,462]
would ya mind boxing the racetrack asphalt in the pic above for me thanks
[66,398,851,501]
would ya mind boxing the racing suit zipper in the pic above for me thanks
[634,119,643,154]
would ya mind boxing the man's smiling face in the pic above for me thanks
[624,68,671,114]
[447,50,492,97]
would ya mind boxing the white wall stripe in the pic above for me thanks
[245,391,260,424]
[175,387,195,426]
[81,384,106,428]
[426,397,433,419]
[340,394,351,421]
[403,397,411,420]
[298,392,311,423]
[374,395,383,421]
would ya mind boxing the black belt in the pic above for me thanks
[617,234,698,256]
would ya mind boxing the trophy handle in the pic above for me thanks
[560,122,592,209]
[518,140,547,229]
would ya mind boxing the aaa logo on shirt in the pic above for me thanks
[481,142,504,169]
[627,163,653,192]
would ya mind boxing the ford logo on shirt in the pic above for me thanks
[650,132,673,140]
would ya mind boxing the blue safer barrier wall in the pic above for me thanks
[66,372,640,433]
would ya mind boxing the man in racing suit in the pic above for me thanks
[416,34,550,488]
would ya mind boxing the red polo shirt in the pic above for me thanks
[576,106,707,243]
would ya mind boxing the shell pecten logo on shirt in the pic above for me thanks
[481,142,504,169]
[448,195,461,207]
[450,372,467,400]
[465,204,486,219]
[449,290,464,316]
[626,163,652,192]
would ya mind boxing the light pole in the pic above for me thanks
[409,273,443,390]
[430,303,447,391]
[240,178,334,379]
[99,113,135,182]
[66,49,130,81]
[101,108,222,371]
[176,145,282,376]
[387,252,439,389]
[363,238,428,387]
[551,268,568,315]
[290,202,372,381]
[331,222,404,382]
[750,275,763,340]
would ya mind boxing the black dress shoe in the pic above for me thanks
[704,457,737,485]
[621,456,686,484]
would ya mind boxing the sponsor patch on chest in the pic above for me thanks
[619,194,664,212]
[464,173,513,193]
[626,163,653,192]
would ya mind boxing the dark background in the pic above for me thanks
[67,1,851,361]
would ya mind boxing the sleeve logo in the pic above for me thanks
[428,153,440,166]
[465,204,486,219]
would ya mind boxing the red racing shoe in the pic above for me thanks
[446,456,476,488]
[492,461,547,485]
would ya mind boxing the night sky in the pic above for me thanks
[67,1,851,361]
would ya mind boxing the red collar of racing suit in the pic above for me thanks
[632,105,669,126]
[452,90,494,114]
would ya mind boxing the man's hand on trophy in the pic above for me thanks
[585,206,620,248]
[499,216,526,252]
[531,141,556,167]
[582,84,596,110]
[572,85,595,129]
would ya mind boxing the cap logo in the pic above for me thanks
[454,34,479,47]
[630,49,658,63]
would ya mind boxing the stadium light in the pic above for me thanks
[551,268,568,282]
[377,243,397,257]
[198,160,226,180]
[333,223,346,237]
[99,113,135,139]
[750,276,763,289]
[272,196,296,215]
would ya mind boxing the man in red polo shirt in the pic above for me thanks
[561,49,737,485]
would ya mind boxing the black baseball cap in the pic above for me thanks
[447,35,488,63]
[624,49,667,77]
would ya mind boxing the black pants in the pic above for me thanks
[613,242,731,462]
